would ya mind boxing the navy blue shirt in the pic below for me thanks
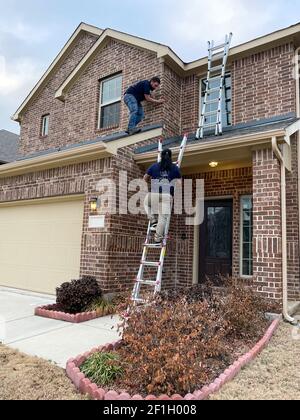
[147,163,181,196]
[125,80,154,103]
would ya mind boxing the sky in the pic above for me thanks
[0,0,299,133]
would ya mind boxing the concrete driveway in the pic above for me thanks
[0,287,120,367]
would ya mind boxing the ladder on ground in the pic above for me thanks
[196,33,233,139]
[131,135,188,305]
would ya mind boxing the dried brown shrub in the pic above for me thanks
[110,279,272,396]
[116,296,230,395]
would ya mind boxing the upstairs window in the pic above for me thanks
[200,73,232,128]
[41,114,50,137]
[99,74,122,129]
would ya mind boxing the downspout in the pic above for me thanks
[272,136,295,323]
[295,47,300,279]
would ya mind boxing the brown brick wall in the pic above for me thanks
[19,38,181,158]
[161,167,253,289]
[181,74,200,135]
[64,39,165,146]
[162,64,182,137]
[232,43,296,124]
[252,148,283,302]
[286,135,300,300]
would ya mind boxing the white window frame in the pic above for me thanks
[98,74,122,129]
[41,114,50,137]
[240,195,253,278]
[199,72,232,127]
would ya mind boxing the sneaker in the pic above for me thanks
[150,222,158,232]
[154,235,163,244]
[126,128,141,136]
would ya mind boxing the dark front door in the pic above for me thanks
[199,200,233,283]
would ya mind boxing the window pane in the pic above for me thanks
[206,206,231,258]
[42,115,49,136]
[101,75,122,105]
[243,260,251,276]
[241,196,253,276]
[100,102,121,128]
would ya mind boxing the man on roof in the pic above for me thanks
[124,77,165,135]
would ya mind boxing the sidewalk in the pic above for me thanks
[0,287,120,368]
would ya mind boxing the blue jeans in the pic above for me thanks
[124,94,145,130]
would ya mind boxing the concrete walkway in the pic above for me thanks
[0,287,120,368]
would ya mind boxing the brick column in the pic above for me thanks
[286,136,300,301]
[252,148,283,303]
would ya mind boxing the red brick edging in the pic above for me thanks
[35,305,104,323]
[66,318,280,400]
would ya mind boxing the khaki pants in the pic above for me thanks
[144,193,173,240]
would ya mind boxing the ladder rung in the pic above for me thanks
[203,122,219,128]
[144,243,163,248]
[133,298,147,304]
[209,65,224,73]
[207,75,222,82]
[205,98,220,105]
[137,280,157,286]
[209,43,227,52]
[141,261,161,267]
[211,52,224,61]
[206,87,222,94]
[203,110,219,117]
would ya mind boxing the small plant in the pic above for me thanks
[80,352,123,386]
[85,298,115,316]
[56,276,102,314]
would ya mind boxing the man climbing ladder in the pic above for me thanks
[131,135,188,304]
[144,148,182,243]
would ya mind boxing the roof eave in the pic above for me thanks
[134,128,289,165]
[0,141,113,178]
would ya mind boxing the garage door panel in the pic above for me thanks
[0,198,84,294]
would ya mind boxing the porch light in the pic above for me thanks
[209,161,219,168]
[90,197,98,213]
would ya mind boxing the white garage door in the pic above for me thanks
[0,197,84,295]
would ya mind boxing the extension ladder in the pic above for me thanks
[196,33,233,139]
[131,135,188,305]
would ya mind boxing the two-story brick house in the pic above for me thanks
[0,22,299,319]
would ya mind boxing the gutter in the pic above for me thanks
[134,128,287,164]
[0,141,114,178]
[271,136,295,323]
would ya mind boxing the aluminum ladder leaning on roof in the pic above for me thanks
[131,134,188,305]
[196,33,233,139]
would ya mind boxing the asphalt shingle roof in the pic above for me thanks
[0,130,19,163]
[134,113,299,155]
[17,123,162,162]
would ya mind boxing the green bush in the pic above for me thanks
[80,352,123,386]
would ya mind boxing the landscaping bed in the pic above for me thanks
[66,280,280,399]
[35,276,115,324]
